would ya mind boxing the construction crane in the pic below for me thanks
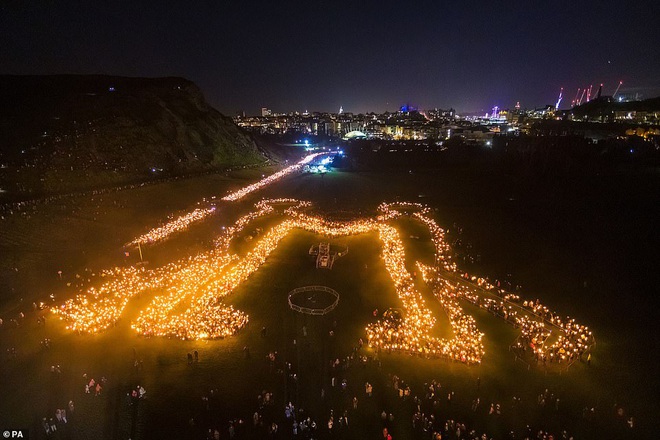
[586,84,593,102]
[555,87,564,110]
[578,88,587,105]
[572,88,581,107]
[613,80,623,97]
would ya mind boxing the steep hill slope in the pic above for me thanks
[0,75,268,198]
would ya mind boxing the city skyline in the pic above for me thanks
[1,1,659,115]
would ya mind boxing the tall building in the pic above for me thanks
[261,107,272,117]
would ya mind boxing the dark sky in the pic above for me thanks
[1,0,659,115]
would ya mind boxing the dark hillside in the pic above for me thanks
[0,75,270,198]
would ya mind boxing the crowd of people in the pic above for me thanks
[190,305,645,440]
[0,283,636,440]
[191,323,597,440]
[0,200,641,439]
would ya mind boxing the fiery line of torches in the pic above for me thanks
[129,207,216,246]
[53,199,593,365]
[416,263,594,364]
[365,203,483,363]
[126,154,324,247]
[221,153,324,202]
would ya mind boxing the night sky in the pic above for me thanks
[1,0,659,115]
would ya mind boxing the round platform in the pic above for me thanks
[287,286,340,315]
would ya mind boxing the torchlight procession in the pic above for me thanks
[125,153,325,247]
[53,198,594,366]
[221,153,324,202]
[129,207,216,246]
[6,10,656,439]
